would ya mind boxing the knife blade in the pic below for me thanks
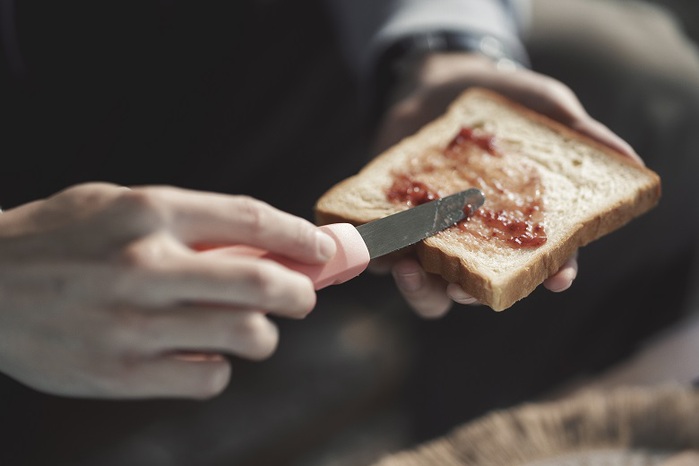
[356,188,485,259]
[202,188,485,289]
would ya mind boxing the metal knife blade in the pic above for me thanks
[355,188,485,259]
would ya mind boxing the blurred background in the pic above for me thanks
[1,1,698,464]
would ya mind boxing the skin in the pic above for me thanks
[0,183,337,398]
[375,53,643,319]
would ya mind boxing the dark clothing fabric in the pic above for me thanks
[0,1,364,217]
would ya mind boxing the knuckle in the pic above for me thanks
[245,262,277,296]
[243,262,316,317]
[114,189,157,213]
[282,275,316,318]
[233,196,268,236]
[54,182,125,204]
[289,280,316,318]
[115,234,170,270]
[112,188,171,229]
[293,223,319,255]
[233,314,278,360]
[542,78,576,104]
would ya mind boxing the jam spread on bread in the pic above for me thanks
[386,126,547,249]
[446,127,500,157]
[461,206,547,248]
[387,175,439,206]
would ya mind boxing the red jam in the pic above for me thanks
[446,126,500,157]
[461,208,547,248]
[385,126,547,249]
[387,174,439,207]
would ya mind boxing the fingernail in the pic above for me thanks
[316,231,337,261]
[549,281,573,293]
[448,286,478,304]
[394,270,424,293]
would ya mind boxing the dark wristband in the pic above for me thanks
[370,30,527,120]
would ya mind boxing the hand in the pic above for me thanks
[376,53,640,318]
[0,183,336,398]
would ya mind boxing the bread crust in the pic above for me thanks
[315,88,661,311]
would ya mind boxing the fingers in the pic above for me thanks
[570,118,644,165]
[110,187,336,264]
[114,233,317,318]
[29,184,336,268]
[543,252,579,292]
[391,251,577,318]
[392,258,453,318]
[505,69,643,165]
[377,53,643,168]
[110,306,281,399]
[446,283,479,306]
[114,307,279,361]
[74,307,280,399]
[108,356,233,399]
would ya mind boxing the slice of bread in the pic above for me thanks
[314,88,661,311]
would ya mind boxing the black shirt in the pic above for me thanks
[0,1,364,216]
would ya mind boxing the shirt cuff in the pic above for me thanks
[371,0,529,74]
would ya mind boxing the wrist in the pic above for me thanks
[371,31,527,118]
[405,52,497,90]
[380,31,526,71]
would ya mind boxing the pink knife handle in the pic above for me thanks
[311,223,371,288]
[199,223,371,290]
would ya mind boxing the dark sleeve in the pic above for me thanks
[324,0,530,79]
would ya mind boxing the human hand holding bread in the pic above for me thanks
[316,53,659,316]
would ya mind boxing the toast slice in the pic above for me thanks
[314,88,661,311]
